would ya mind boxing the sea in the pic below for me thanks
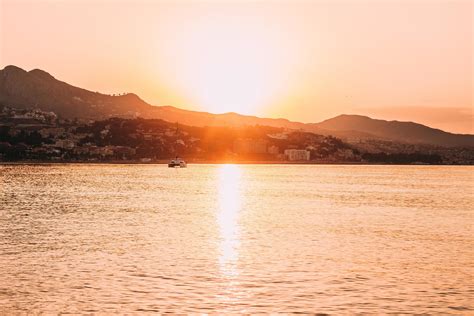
[0,164,473,314]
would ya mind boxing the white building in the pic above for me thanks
[284,149,310,161]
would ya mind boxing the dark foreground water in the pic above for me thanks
[0,164,473,314]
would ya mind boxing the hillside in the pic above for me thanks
[0,65,309,127]
[1,65,472,147]
[313,115,473,147]
[0,65,152,118]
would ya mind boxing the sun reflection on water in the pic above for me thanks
[217,164,242,277]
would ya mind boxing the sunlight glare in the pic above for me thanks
[217,164,242,273]
[155,11,298,115]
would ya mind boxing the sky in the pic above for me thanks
[0,0,472,133]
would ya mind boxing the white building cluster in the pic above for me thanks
[284,149,310,161]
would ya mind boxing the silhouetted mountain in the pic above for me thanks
[312,114,473,147]
[0,66,310,127]
[1,65,472,147]
[0,65,152,118]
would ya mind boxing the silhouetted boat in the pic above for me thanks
[169,123,187,168]
[168,157,187,168]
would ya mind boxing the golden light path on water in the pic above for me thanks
[216,164,243,307]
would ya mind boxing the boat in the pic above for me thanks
[168,157,187,168]
[168,123,187,168]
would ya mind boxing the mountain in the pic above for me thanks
[0,65,309,128]
[312,115,474,147]
[0,65,152,118]
[1,65,472,147]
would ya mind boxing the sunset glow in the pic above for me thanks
[1,0,472,132]
[1,0,473,313]
[155,14,295,115]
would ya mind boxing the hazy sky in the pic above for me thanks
[1,0,472,133]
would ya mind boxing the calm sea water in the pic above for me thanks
[0,164,473,314]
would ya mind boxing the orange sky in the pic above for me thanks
[1,0,472,133]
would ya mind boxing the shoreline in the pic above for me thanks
[0,160,472,166]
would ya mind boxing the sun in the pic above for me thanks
[154,8,296,116]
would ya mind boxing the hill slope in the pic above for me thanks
[312,115,473,147]
[1,65,472,147]
[0,65,152,118]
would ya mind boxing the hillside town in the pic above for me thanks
[0,107,472,164]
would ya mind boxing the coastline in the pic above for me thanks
[1,160,471,166]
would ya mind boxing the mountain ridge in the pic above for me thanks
[0,65,472,147]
